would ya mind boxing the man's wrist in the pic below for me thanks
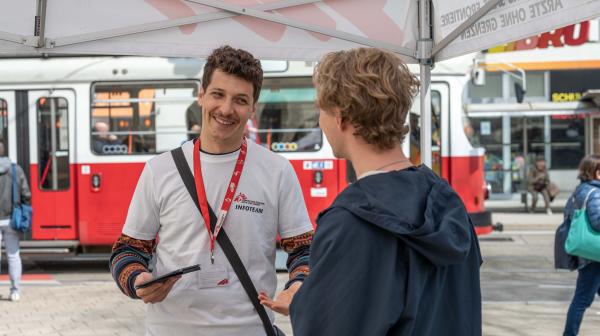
[125,267,147,299]
[284,276,305,290]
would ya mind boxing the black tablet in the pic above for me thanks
[135,264,201,289]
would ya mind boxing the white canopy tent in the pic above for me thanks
[1,0,599,166]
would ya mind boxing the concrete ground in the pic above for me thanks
[0,206,599,336]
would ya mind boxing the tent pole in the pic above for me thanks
[419,63,432,168]
[35,0,47,48]
[418,0,432,168]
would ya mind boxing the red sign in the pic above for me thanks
[487,21,589,53]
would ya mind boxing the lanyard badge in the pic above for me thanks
[193,138,247,264]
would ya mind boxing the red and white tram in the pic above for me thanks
[0,56,492,251]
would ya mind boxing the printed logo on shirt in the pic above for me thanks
[233,192,265,214]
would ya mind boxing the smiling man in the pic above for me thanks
[109,46,313,336]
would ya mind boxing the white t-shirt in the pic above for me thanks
[122,140,312,336]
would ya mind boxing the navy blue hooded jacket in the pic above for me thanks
[290,166,482,336]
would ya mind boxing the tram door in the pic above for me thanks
[0,92,15,160]
[28,90,77,240]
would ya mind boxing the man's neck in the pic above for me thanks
[199,133,243,154]
[346,141,410,178]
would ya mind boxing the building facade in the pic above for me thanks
[466,19,600,197]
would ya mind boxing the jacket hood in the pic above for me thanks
[324,165,474,266]
[0,157,11,174]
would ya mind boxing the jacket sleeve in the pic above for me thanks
[280,230,313,289]
[585,189,600,231]
[17,165,31,205]
[109,234,155,299]
[289,208,406,336]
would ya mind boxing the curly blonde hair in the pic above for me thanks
[314,48,419,150]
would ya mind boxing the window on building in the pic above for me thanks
[91,81,199,155]
[550,115,585,169]
[509,71,545,98]
[0,99,7,154]
[254,77,322,152]
[469,117,506,193]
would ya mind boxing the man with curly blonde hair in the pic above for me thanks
[261,48,482,336]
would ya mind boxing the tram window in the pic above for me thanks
[254,77,322,152]
[550,116,585,169]
[408,91,442,175]
[91,81,199,155]
[468,72,503,101]
[0,99,7,154]
[37,97,70,190]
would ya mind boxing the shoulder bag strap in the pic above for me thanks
[582,187,596,210]
[171,147,276,336]
[11,164,18,207]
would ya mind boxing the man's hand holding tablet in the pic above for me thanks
[134,264,201,303]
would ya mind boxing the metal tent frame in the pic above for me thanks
[0,0,548,167]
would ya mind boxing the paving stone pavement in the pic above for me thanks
[0,273,293,336]
[2,271,600,336]
[1,207,600,336]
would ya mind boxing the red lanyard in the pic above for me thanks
[193,138,247,264]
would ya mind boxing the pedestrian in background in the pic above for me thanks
[0,141,31,302]
[260,48,482,336]
[560,154,600,336]
[528,156,553,214]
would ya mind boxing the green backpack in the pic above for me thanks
[565,188,600,262]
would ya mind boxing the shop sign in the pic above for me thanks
[486,21,589,53]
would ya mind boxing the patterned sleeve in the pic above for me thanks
[109,234,156,299]
[280,230,313,289]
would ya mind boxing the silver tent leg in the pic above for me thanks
[418,0,432,168]
[420,64,432,168]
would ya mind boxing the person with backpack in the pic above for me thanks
[557,154,600,336]
[0,141,31,302]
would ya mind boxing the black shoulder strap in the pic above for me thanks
[11,163,19,206]
[171,147,276,336]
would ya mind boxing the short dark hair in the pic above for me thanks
[578,154,600,182]
[202,45,263,103]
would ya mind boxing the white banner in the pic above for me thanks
[0,0,417,61]
[434,0,600,60]
[1,0,599,62]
